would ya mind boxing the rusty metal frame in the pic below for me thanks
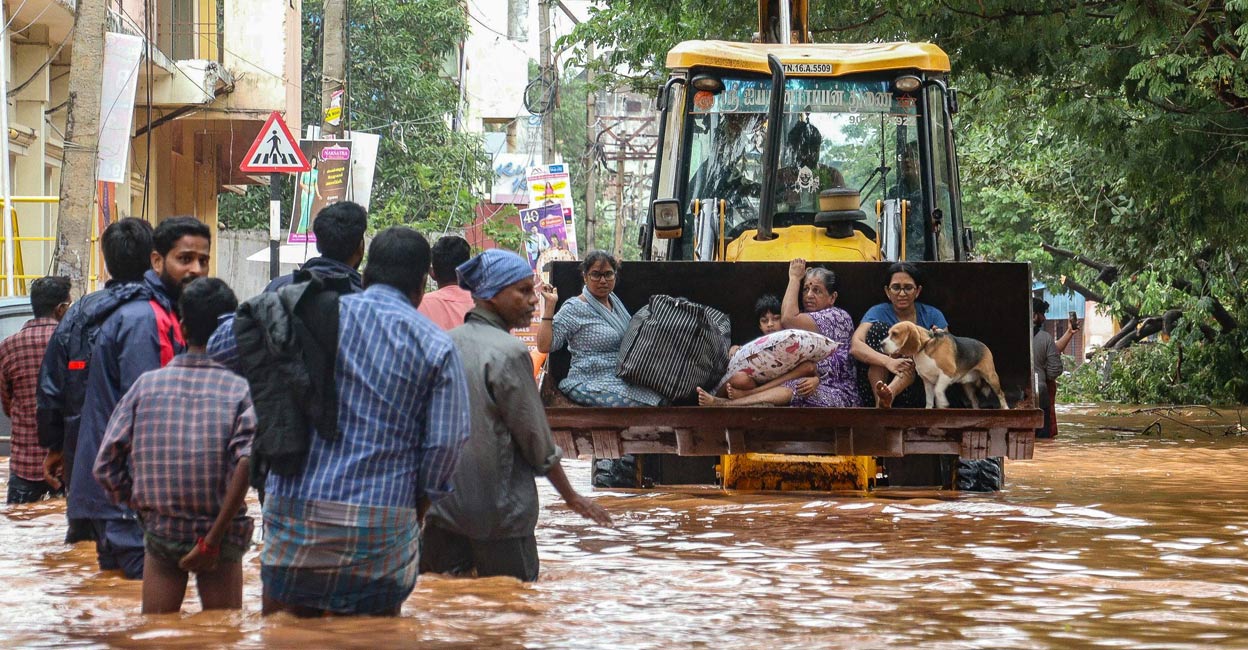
[549,406,1040,461]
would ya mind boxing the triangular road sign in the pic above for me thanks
[240,111,312,174]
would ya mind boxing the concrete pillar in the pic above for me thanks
[10,28,51,275]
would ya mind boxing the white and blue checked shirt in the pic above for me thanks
[212,284,471,509]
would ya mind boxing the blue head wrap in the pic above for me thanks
[456,249,532,300]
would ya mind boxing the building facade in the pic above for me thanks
[2,0,300,293]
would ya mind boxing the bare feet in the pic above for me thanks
[873,380,894,408]
[725,383,751,400]
[696,387,726,406]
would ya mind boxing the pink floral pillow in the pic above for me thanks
[716,329,837,390]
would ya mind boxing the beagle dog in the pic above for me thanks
[881,321,1009,409]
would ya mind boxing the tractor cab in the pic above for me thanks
[646,42,967,265]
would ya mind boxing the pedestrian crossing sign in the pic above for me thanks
[239,111,311,173]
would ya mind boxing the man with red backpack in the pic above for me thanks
[65,216,211,579]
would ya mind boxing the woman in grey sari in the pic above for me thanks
[536,251,664,407]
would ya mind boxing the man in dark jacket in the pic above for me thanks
[265,201,367,293]
[71,216,210,578]
[37,218,155,543]
[207,202,366,374]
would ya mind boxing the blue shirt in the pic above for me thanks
[862,301,948,330]
[213,284,471,509]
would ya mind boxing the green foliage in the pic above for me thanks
[220,0,489,234]
[482,205,528,253]
[1063,330,1248,405]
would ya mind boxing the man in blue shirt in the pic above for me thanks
[219,226,471,617]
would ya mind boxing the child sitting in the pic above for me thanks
[716,294,820,401]
[94,278,256,614]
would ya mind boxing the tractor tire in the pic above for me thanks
[592,455,640,488]
[957,457,1004,492]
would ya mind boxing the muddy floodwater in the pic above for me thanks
[3,404,1248,649]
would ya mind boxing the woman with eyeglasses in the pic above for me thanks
[850,261,948,408]
[536,251,664,408]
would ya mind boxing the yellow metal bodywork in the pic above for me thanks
[721,453,876,491]
[724,225,880,262]
[666,41,952,76]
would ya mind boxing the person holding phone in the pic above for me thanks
[1032,298,1080,438]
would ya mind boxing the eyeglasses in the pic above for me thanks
[587,271,616,281]
[888,284,918,294]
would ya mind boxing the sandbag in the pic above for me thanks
[617,295,731,402]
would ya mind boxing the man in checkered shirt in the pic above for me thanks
[2,276,72,503]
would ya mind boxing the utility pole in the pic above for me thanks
[612,153,626,258]
[583,44,597,249]
[320,0,348,139]
[53,0,108,295]
[538,0,556,164]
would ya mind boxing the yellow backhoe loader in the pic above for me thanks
[542,1,1040,492]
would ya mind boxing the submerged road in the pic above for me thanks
[2,404,1246,649]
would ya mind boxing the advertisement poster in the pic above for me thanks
[520,202,576,271]
[289,139,353,244]
[526,164,579,256]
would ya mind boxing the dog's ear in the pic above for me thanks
[894,323,915,356]
[902,322,928,356]
[913,323,932,348]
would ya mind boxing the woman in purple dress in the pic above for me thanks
[697,259,860,407]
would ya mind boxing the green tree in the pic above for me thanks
[220,0,490,235]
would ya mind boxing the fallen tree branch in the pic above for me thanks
[1043,242,1119,284]
[1060,275,1107,304]
[1124,406,1225,437]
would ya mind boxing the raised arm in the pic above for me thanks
[780,259,818,332]
[536,285,557,353]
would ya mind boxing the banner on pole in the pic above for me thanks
[97,33,144,183]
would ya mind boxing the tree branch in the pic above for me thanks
[1060,275,1106,304]
[1042,242,1118,284]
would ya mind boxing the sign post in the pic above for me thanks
[269,174,282,279]
[239,111,311,280]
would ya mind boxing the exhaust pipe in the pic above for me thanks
[755,54,786,241]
